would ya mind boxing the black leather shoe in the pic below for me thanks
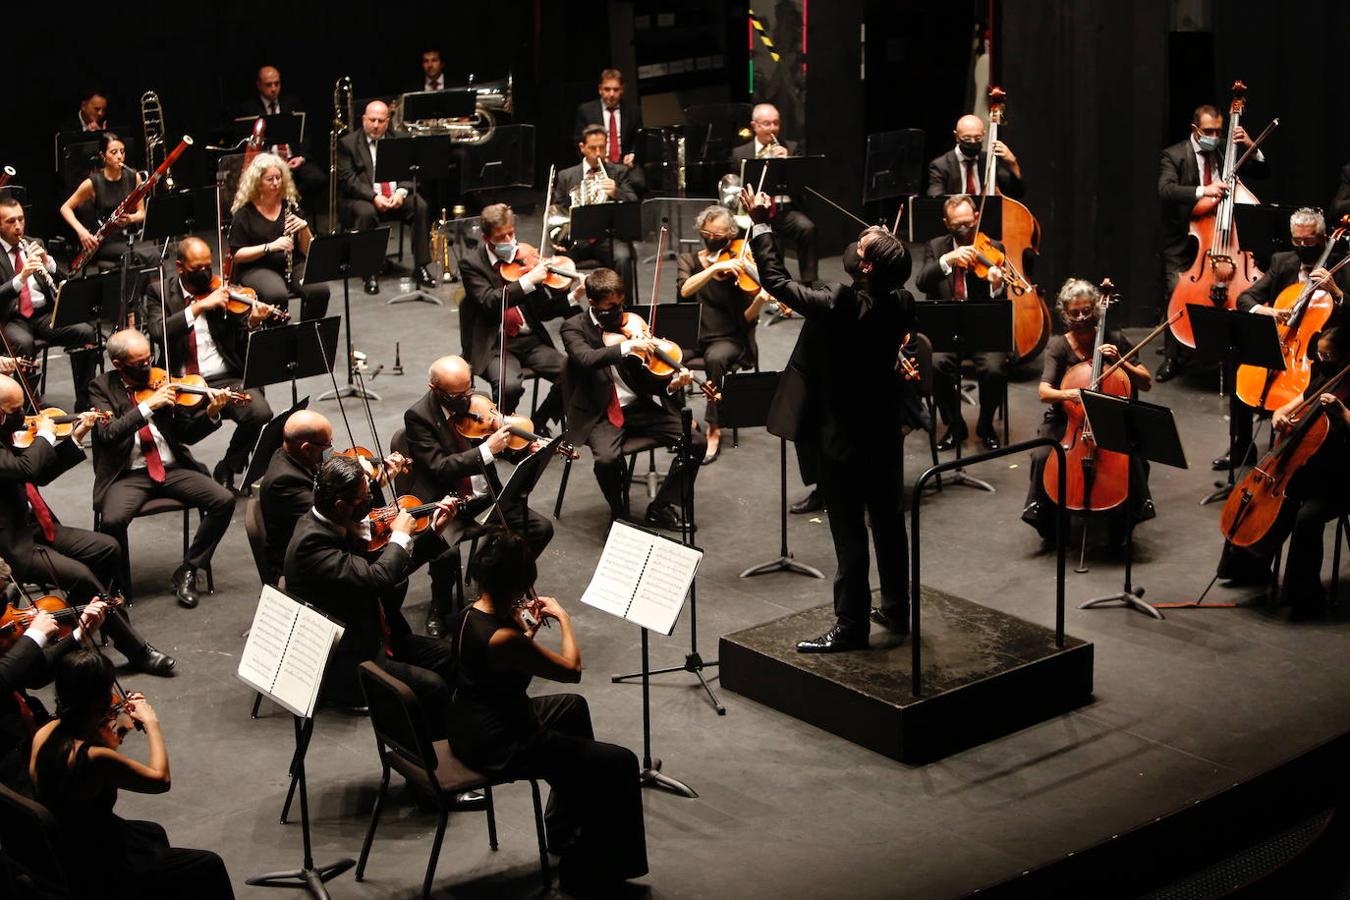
[452,789,487,809]
[869,607,910,635]
[796,623,868,653]
[978,432,1002,452]
[171,564,199,609]
[936,429,967,452]
[132,644,176,676]
[426,612,445,638]
[415,265,437,289]
[644,503,683,532]
[790,490,823,514]
[1155,358,1184,382]
[1212,447,1258,470]
[211,460,236,493]
[363,275,380,295]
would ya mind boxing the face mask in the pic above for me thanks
[594,306,625,331]
[1195,134,1220,153]
[119,363,152,387]
[492,240,517,263]
[842,242,864,281]
[1295,243,1324,266]
[1064,312,1098,330]
[957,141,982,158]
[319,445,336,464]
[182,267,213,294]
[949,223,976,243]
[702,235,729,254]
[0,410,23,435]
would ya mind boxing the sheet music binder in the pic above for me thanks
[579,521,703,636]
[237,586,345,719]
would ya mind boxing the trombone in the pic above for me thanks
[140,91,175,192]
[328,76,354,234]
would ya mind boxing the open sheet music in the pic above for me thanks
[237,586,345,718]
[579,521,703,635]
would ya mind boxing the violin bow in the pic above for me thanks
[1091,309,1182,390]
[314,320,362,451]
[0,325,41,415]
[649,225,667,328]
[802,186,873,231]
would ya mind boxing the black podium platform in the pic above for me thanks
[719,589,1093,764]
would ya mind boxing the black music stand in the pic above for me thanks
[1076,391,1189,620]
[914,300,1013,492]
[571,201,644,305]
[375,137,452,306]
[51,272,114,377]
[232,113,306,150]
[863,129,925,203]
[303,230,387,402]
[399,89,475,122]
[460,124,536,193]
[907,196,1003,244]
[143,186,219,243]
[741,156,824,202]
[1188,304,1283,505]
[472,435,563,531]
[243,317,342,406]
[723,371,825,580]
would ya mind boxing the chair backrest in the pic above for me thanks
[357,661,438,775]
[0,784,71,897]
[242,496,277,586]
[389,429,413,497]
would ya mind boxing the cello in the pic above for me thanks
[1167,81,1266,348]
[980,87,1051,363]
[1234,219,1350,412]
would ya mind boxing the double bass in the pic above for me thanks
[979,87,1051,363]
[1167,81,1265,348]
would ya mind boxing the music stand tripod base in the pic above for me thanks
[739,555,824,579]
[1079,587,1164,621]
[246,860,355,900]
[641,757,697,798]
[318,382,381,402]
[387,286,443,306]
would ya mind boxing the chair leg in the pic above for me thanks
[356,764,391,880]
[1003,381,1010,446]
[422,811,449,900]
[646,448,659,499]
[553,457,572,520]
[181,510,190,565]
[250,692,263,719]
[530,779,551,887]
[1331,515,1347,605]
[484,785,499,850]
[530,377,540,419]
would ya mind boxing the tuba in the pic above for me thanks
[328,76,354,234]
[141,91,175,192]
[394,73,511,145]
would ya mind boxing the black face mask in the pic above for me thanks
[119,363,153,388]
[181,267,214,294]
[957,141,982,159]
[949,223,976,244]
[439,391,471,416]
[702,235,729,254]
[1294,243,1325,266]
[0,410,24,435]
[842,241,864,282]
[594,306,625,331]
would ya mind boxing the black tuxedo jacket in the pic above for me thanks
[336,130,414,203]
[916,234,1006,301]
[258,447,314,584]
[86,371,220,508]
[559,312,679,445]
[234,93,310,156]
[1237,250,1350,322]
[0,436,85,565]
[457,243,573,375]
[403,390,504,545]
[1333,163,1350,222]
[748,228,911,462]
[551,160,638,210]
[283,511,413,664]
[0,632,76,795]
[0,236,58,322]
[730,138,802,162]
[1157,137,1271,271]
[144,276,251,376]
[925,149,1024,199]
[572,99,644,156]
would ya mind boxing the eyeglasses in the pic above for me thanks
[1291,236,1322,247]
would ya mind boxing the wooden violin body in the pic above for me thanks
[0,595,77,655]
[368,494,467,550]
[497,242,579,290]
[599,311,722,402]
[132,368,252,408]
[452,392,581,460]
[11,408,112,448]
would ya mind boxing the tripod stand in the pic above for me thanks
[305,229,387,402]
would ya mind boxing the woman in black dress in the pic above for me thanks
[28,649,233,899]
[59,131,144,266]
[228,152,330,321]
[676,205,766,463]
[1022,278,1154,542]
[450,531,647,893]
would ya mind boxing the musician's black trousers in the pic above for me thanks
[97,466,236,579]
[485,331,565,425]
[3,310,97,412]
[586,398,705,517]
[340,194,431,267]
[204,375,273,476]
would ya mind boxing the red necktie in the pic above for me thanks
[504,306,524,337]
[953,264,967,301]
[138,423,166,482]
[184,324,201,376]
[13,691,36,738]
[11,248,32,318]
[1202,153,1212,186]
[25,484,57,542]
[608,109,621,163]
[964,159,977,195]
[607,386,625,428]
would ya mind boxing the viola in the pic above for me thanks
[131,367,252,408]
[11,408,112,448]
[599,310,722,403]
[368,493,468,550]
[951,231,1033,296]
[497,242,579,291]
[451,392,580,460]
[710,239,764,295]
[897,333,921,382]
[212,276,289,322]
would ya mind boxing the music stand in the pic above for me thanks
[1188,305,1283,505]
[570,201,643,305]
[741,156,824,201]
[143,186,219,243]
[374,138,452,306]
[471,435,563,529]
[1076,391,1189,620]
[863,129,926,203]
[914,300,1013,491]
[303,230,387,401]
[51,271,116,373]
[399,89,475,122]
[243,316,342,406]
[459,124,536,193]
[232,112,306,150]
[723,371,825,580]
[907,196,1004,244]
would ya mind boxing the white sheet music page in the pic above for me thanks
[237,586,296,700]
[580,521,703,635]
[237,586,344,719]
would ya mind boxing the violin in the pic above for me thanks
[191,276,288,323]
[368,493,468,550]
[896,333,921,382]
[451,392,580,460]
[336,447,411,483]
[710,239,763,295]
[11,408,112,448]
[950,231,1033,296]
[131,367,252,408]
[0,594,123,655]
[497,241,579,291]
[600,310,722,402]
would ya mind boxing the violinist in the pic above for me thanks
[551,124,639,298]
[145,236,276,492]
[1021,279,1154,543]
[560,268,705,530]
[677,205,768,463]
[458,203,575,430]
[916,193,1009,451]
[731,103,818,284]
[88,329,235,609]
[229,152,330,321]
[1156,103,1270,382]
[58,131,145,268]
[1217,327,1350,620]
[29,649,235,898]
[0,196,98,413]
[925,113,1025,199]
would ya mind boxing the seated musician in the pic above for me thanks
[1,562,110,795]
[417,47,450,92]
[572,67,646,194]
[335,100,436,295]
[58,132,145,269]
[29,649,235,899]
[1218,327,1350,620]
[731,103,818,284]
[458,203,575,431]
[450,531,648,894]
[235,66,326,209]
[925,113,1024,199]
[916,193,1008,451]
[228,152,330,322]
[69,89,109,133]
[677,205,768,464]
[1334,160,1350,221]
[145,236,277,493]
[405,355,555,634]
[88,329,235,609]
[0,375,173,675]
[1213,207,1347,471]
[0,197,97,413]
[560,268,706,530]
[552,124,639,298]
[1021,279,1154,544]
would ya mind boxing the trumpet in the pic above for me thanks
[140,91,174,193]
[329,76,354,235]
[430,207,460,284]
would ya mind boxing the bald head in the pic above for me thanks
[428,355,472,393]
[257,66,281,101]
[283,410,333,470]
[362,101,391,139]
[0,376,23,415]
[954,114,985,145]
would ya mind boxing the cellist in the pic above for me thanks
[1217,327,1350,619]
[1021,279,1154,545]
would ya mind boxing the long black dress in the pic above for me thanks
[88,169,141,264]
[450,606,647,885]
[228,202,330,321]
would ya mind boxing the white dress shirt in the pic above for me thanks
[0,237,52,312]
[129,400,178,470]
[179,283,229,379]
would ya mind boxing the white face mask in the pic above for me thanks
[492,239,518,263]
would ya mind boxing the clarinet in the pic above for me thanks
[18,239,60,299]
[281,198,294,284]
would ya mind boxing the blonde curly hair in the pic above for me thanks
[231,153,299,213]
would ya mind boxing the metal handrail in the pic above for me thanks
[909,437,1069,696]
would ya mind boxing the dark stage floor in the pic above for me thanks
[23,219,1350,899]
